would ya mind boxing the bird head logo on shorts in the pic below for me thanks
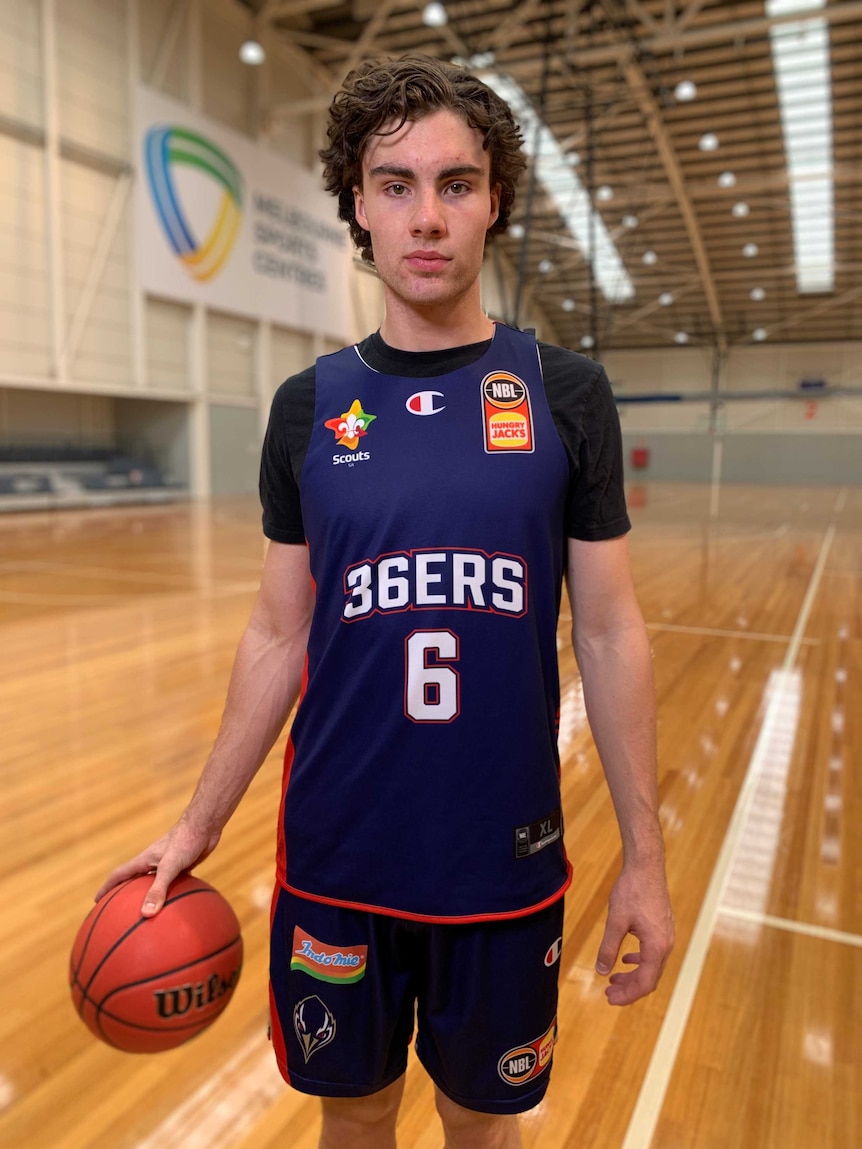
[293,995,336,1062]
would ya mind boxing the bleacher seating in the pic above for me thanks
[0,445,185,512]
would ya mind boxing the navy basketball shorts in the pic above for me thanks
[269,886,565,1115]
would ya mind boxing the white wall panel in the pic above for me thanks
[138,0,190,102]
[0,386,114,445]
[202,6,253,135]
[207,310,255,397]
[0,137,51,378]
[271,325,313,396]
[146,296,192,392]
[56,0,129,159]
[0,0,43,130]
[60,160,132,382]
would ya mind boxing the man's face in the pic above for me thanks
[353,109,501,314]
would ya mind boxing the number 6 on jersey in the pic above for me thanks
[405,630,460,723]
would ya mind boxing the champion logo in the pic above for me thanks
[544,937,563,967]
[406,390,445,416]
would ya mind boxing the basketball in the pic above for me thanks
[70,873,243,1053]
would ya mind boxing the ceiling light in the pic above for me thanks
[422,2,449,27]
[561,298,576,312]
[538,258,554,274]
[480,69,634,302]
[509,223,525,239]
[674,331,689,344]
[239,40,265,65]
[767,0,834,292]
[622,214,639,229]
[675,80,697,102]
[732,202,750,217]
[596,185,613,202]
[753,328,768,340]
[699,133,719,152]
[580,335,595,349]
[658,292,674,306]
[642,250,658,265]
[743,242,759,257]
[718,171,736,188]
[750,287,766,301]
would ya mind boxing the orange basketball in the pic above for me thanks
[70,873,243,1053]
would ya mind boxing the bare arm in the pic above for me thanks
[96,540,314,913]
[567,534,674,1004]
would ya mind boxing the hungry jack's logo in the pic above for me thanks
[325,399,377,449]
[481,372,534,453]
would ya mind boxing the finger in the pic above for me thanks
[596,913,629,975]
[606,944,665,1004]
[621,951,642,965]
[140,857,187,916]
[94,857,156,903]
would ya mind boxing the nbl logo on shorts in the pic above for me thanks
[497,1017,557,1086]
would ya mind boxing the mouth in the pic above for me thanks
[405,251,451,271]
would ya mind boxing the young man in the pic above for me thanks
[98,55,673,1149]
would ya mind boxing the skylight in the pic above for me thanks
[479,70,635,303]
[766,0,834,292]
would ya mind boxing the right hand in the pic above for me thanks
[94,819,222,916]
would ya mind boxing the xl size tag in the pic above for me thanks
[514,809,561,858]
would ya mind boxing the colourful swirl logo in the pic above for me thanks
[144,126,244,282]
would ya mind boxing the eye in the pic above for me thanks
[448,182,469,195]
[387,183,408,196]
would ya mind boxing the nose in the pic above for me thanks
[410,187,446,237]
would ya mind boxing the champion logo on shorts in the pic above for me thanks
[293,995,336,1062]
[290,926,368,984]
[497,1017,557,1086]
[544,936,563,967]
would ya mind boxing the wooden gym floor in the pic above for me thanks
[0,482,859,1148]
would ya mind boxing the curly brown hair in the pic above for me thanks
[319,54,526,263]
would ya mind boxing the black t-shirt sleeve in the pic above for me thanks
[259,366,316,544]
[539,343,631,541]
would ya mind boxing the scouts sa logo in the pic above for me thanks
[482,372,534,453]
[325,399,377,449]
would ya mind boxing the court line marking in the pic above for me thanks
[718,906,862,949]
[645,622,817,645]
[833,487,848,514]
[621,523,835,1149]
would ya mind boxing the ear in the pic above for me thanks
[488,183,501,230]
[353,185,369,231]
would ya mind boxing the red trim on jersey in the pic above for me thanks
[268,883,290,1084]
[278,861,572,925]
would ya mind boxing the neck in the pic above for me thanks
[378,283,495,351]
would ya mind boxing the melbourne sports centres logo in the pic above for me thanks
[144,125,244,282]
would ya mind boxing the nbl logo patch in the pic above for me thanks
[497,1017,557,1086]
[481,371,534,453]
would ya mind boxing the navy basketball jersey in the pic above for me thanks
[277,323,573,920]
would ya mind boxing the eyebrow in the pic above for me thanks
[367,163,486,181]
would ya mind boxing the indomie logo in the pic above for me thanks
[153,968,240,1018]
[290,927,368,984]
